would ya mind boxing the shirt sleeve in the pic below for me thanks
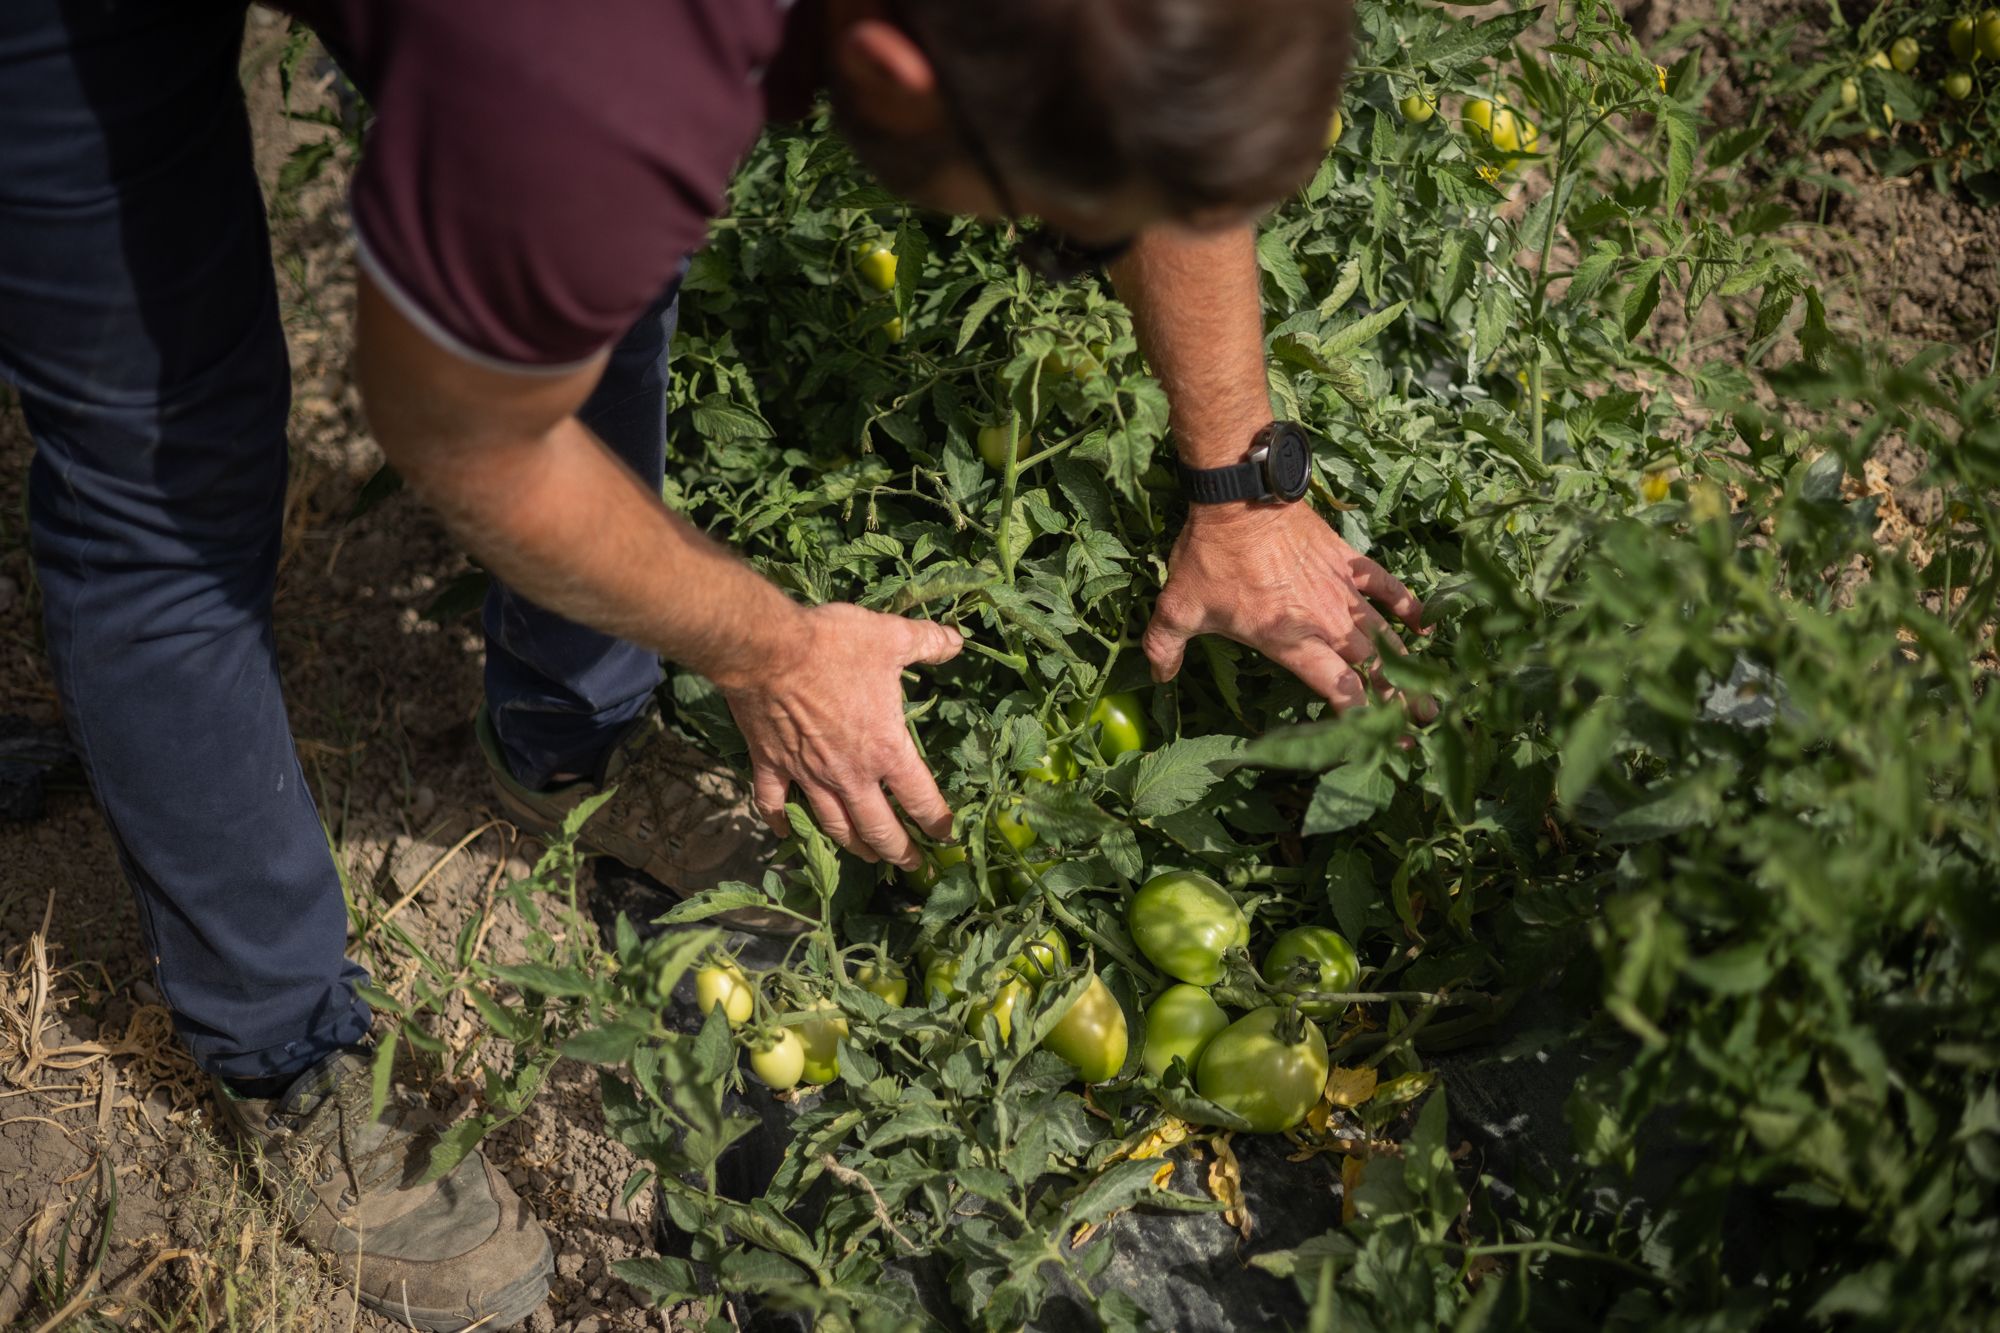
[345,0,766,371]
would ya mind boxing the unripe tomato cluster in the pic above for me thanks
[1127,870,1362,1133]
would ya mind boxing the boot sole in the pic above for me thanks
[355,1241,555,1331]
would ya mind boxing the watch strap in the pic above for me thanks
[1178,457,1271,504]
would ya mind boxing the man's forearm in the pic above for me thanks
[1109,224,1272,469]
[400,417,805,692]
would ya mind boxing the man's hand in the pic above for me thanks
[1110,225,1432,716]
[1145,502,1430,716]
[722,606,964,869]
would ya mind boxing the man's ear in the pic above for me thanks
[835,18,944,132]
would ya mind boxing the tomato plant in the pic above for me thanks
[352,0,2000,1324]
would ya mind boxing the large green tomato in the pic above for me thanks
[1067,692,1147,759]
[1042,975,1129,1083]
[1981,11,2000,61]
[1141,984,1230,1077]
[900,843,966,896]
[1195,1007,1330,1134]
[1127,871,1248,986]
[1259,926,1360,1019]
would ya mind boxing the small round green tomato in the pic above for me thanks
[1042,975,1129,1083]
[855,961,908,1007]
[1260,926,1360,1019]
[923,954,963,1005]
[1001,858,1059,903]
[748,1030,804,1092]
[1026,746,1079,784]
[1127,871,1248,987]
[1950,15,1977,60]
[797,1000,847,1085]
[978,419,1025,470]
[1840,76,1860,108]
[1069,692,1147,759]
[1399,93,1437,123]
[1011,929,1070,985]
[900,843,967,896]
[1141,984,1230,1078]
[1891,36,1920,71]
[1945,70,1975,99]
[991,801,1038,852]
[695,964,753,1026]
[1195,1007,1330,1134]
[858,244,898,292]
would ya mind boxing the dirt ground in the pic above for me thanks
[0,3,1992,1331]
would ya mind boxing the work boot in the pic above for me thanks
[214,1049,552,1331]
[477,705,805,936]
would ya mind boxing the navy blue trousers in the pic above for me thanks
[0,0,672,1081]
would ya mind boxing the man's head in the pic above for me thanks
[827,0,1351,257]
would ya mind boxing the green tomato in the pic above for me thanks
[991,801,1038,852]
[748,1030,804,1092]
[1042,975,1129,1083]
[1891,36,1920,71]
[1012,928,1071,985]
[1977,12,2000,61]
[1127,871,1248,986]
[1141,984,1230,1078]
[1260,926,1360,1019]
[1026,746,1079,783]
[1840,76,1860,108]
[978,418,1026,470]
[1399,93,1437,123]
[855,961,908,1007]
[695,964,753,1026]
[1946,70,1975,98]
[1002,858,1059,903]
[798,1000,847,1085]
[923,954,962,1005]
[1195,1007,1330,1134]
[858,244,898,292]
[1325,108,1344,148]
[900,843,967,896]
[1950,15,1977,60]
[1068,692,1147,759]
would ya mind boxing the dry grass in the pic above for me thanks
[0,893,350,1332]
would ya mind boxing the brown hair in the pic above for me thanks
[899,0,1351,216]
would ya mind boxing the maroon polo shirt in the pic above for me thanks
[278,0,822,371]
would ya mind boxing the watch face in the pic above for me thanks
[1266,424,1312,501]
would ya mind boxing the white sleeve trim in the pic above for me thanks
[351,216,610,379]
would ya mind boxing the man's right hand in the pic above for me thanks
[722,605,964,870]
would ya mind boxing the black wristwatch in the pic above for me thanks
[1176,422,1314,505]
